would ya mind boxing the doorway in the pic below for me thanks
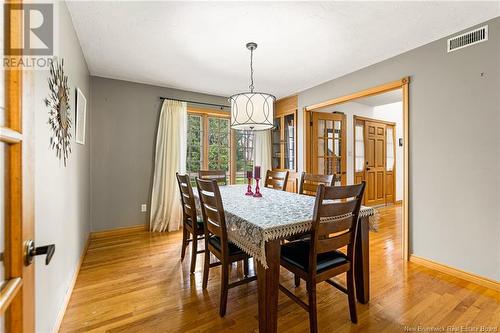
[303,78,410,260]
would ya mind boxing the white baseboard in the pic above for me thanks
[52,235,90,333]
[409,255,499,292]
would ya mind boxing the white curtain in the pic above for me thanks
[150,100,187,232]
[254,130,272,175]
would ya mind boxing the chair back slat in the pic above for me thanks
[176,173,198,230]
[287,171,300,193]
[203,205,223,236]
[319,200,358,218]
[317,216,355,235]
[323,185,365,200]
[199,170,227,185]
[264,170,289,191]
[309,182,366,269]
[196,178,229,254]
[299,172,334,196]
[317,231,351,253]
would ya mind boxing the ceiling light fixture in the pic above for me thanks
[229,42,275,131]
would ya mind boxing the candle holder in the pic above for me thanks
[245,176,254,196]
[253,178,262,197]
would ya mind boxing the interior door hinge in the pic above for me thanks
[310,121,313,126]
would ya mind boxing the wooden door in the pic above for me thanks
[1,1,35,331]
[311,112,346,185]
[364,121,386,206]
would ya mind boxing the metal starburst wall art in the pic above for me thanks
[44,58,72,166]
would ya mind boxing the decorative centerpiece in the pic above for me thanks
[245,170,254,196]
[253,166,262,197]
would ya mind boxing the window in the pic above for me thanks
[186,109,254,184]
[355,124,365,172]
[186,114,203,179]
[386,127,395,171]
[235,130,254,184]
[208,117,230,178]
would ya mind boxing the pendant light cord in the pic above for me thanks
[249,48,254,93]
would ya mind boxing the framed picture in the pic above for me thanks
[75,87,87,145]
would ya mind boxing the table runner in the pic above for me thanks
[194,185,375,268]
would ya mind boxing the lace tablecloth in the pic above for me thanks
[194,185,375,268]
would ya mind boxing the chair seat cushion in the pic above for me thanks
[281,240,348,273]
[186,217,204,231]
[208,236,246,256]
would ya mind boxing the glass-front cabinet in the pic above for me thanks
[271,118,281,169]
[272,96,298,192]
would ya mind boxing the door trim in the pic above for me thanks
[303,77,410,261]
[1,0,36,330]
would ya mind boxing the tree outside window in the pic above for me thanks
[186,111,254,185]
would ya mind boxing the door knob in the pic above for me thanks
[24,240,55,266]
[366,167,371,171]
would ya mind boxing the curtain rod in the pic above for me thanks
[159,96,230,110]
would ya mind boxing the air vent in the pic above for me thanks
[447,26,488,52]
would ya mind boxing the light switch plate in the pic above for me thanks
[141,204,147,212]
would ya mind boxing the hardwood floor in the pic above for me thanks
[59,205,500,332]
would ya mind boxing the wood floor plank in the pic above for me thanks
[59,205,500,332]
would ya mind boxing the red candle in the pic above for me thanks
[254,166,261,179]
[246,170,253,179]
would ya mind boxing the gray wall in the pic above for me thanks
[90,77,227,231]
[297,18,500,280]
[33,2,91,332]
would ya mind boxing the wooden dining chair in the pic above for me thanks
[287,171,300,193]
[279,182,366,333]
[264,170,289,191]
[198,170,227,185]
[176,173,205,273]
[298,172,334,196]
[196,178,256,317]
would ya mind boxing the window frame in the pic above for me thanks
[187,106,248,185]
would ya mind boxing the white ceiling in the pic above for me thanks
[66,1,500,98]
[356,89,402,107]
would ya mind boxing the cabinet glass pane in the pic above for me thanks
[271,118,281,169]
[283,114,295,170]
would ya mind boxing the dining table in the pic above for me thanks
[194,184,375,333]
